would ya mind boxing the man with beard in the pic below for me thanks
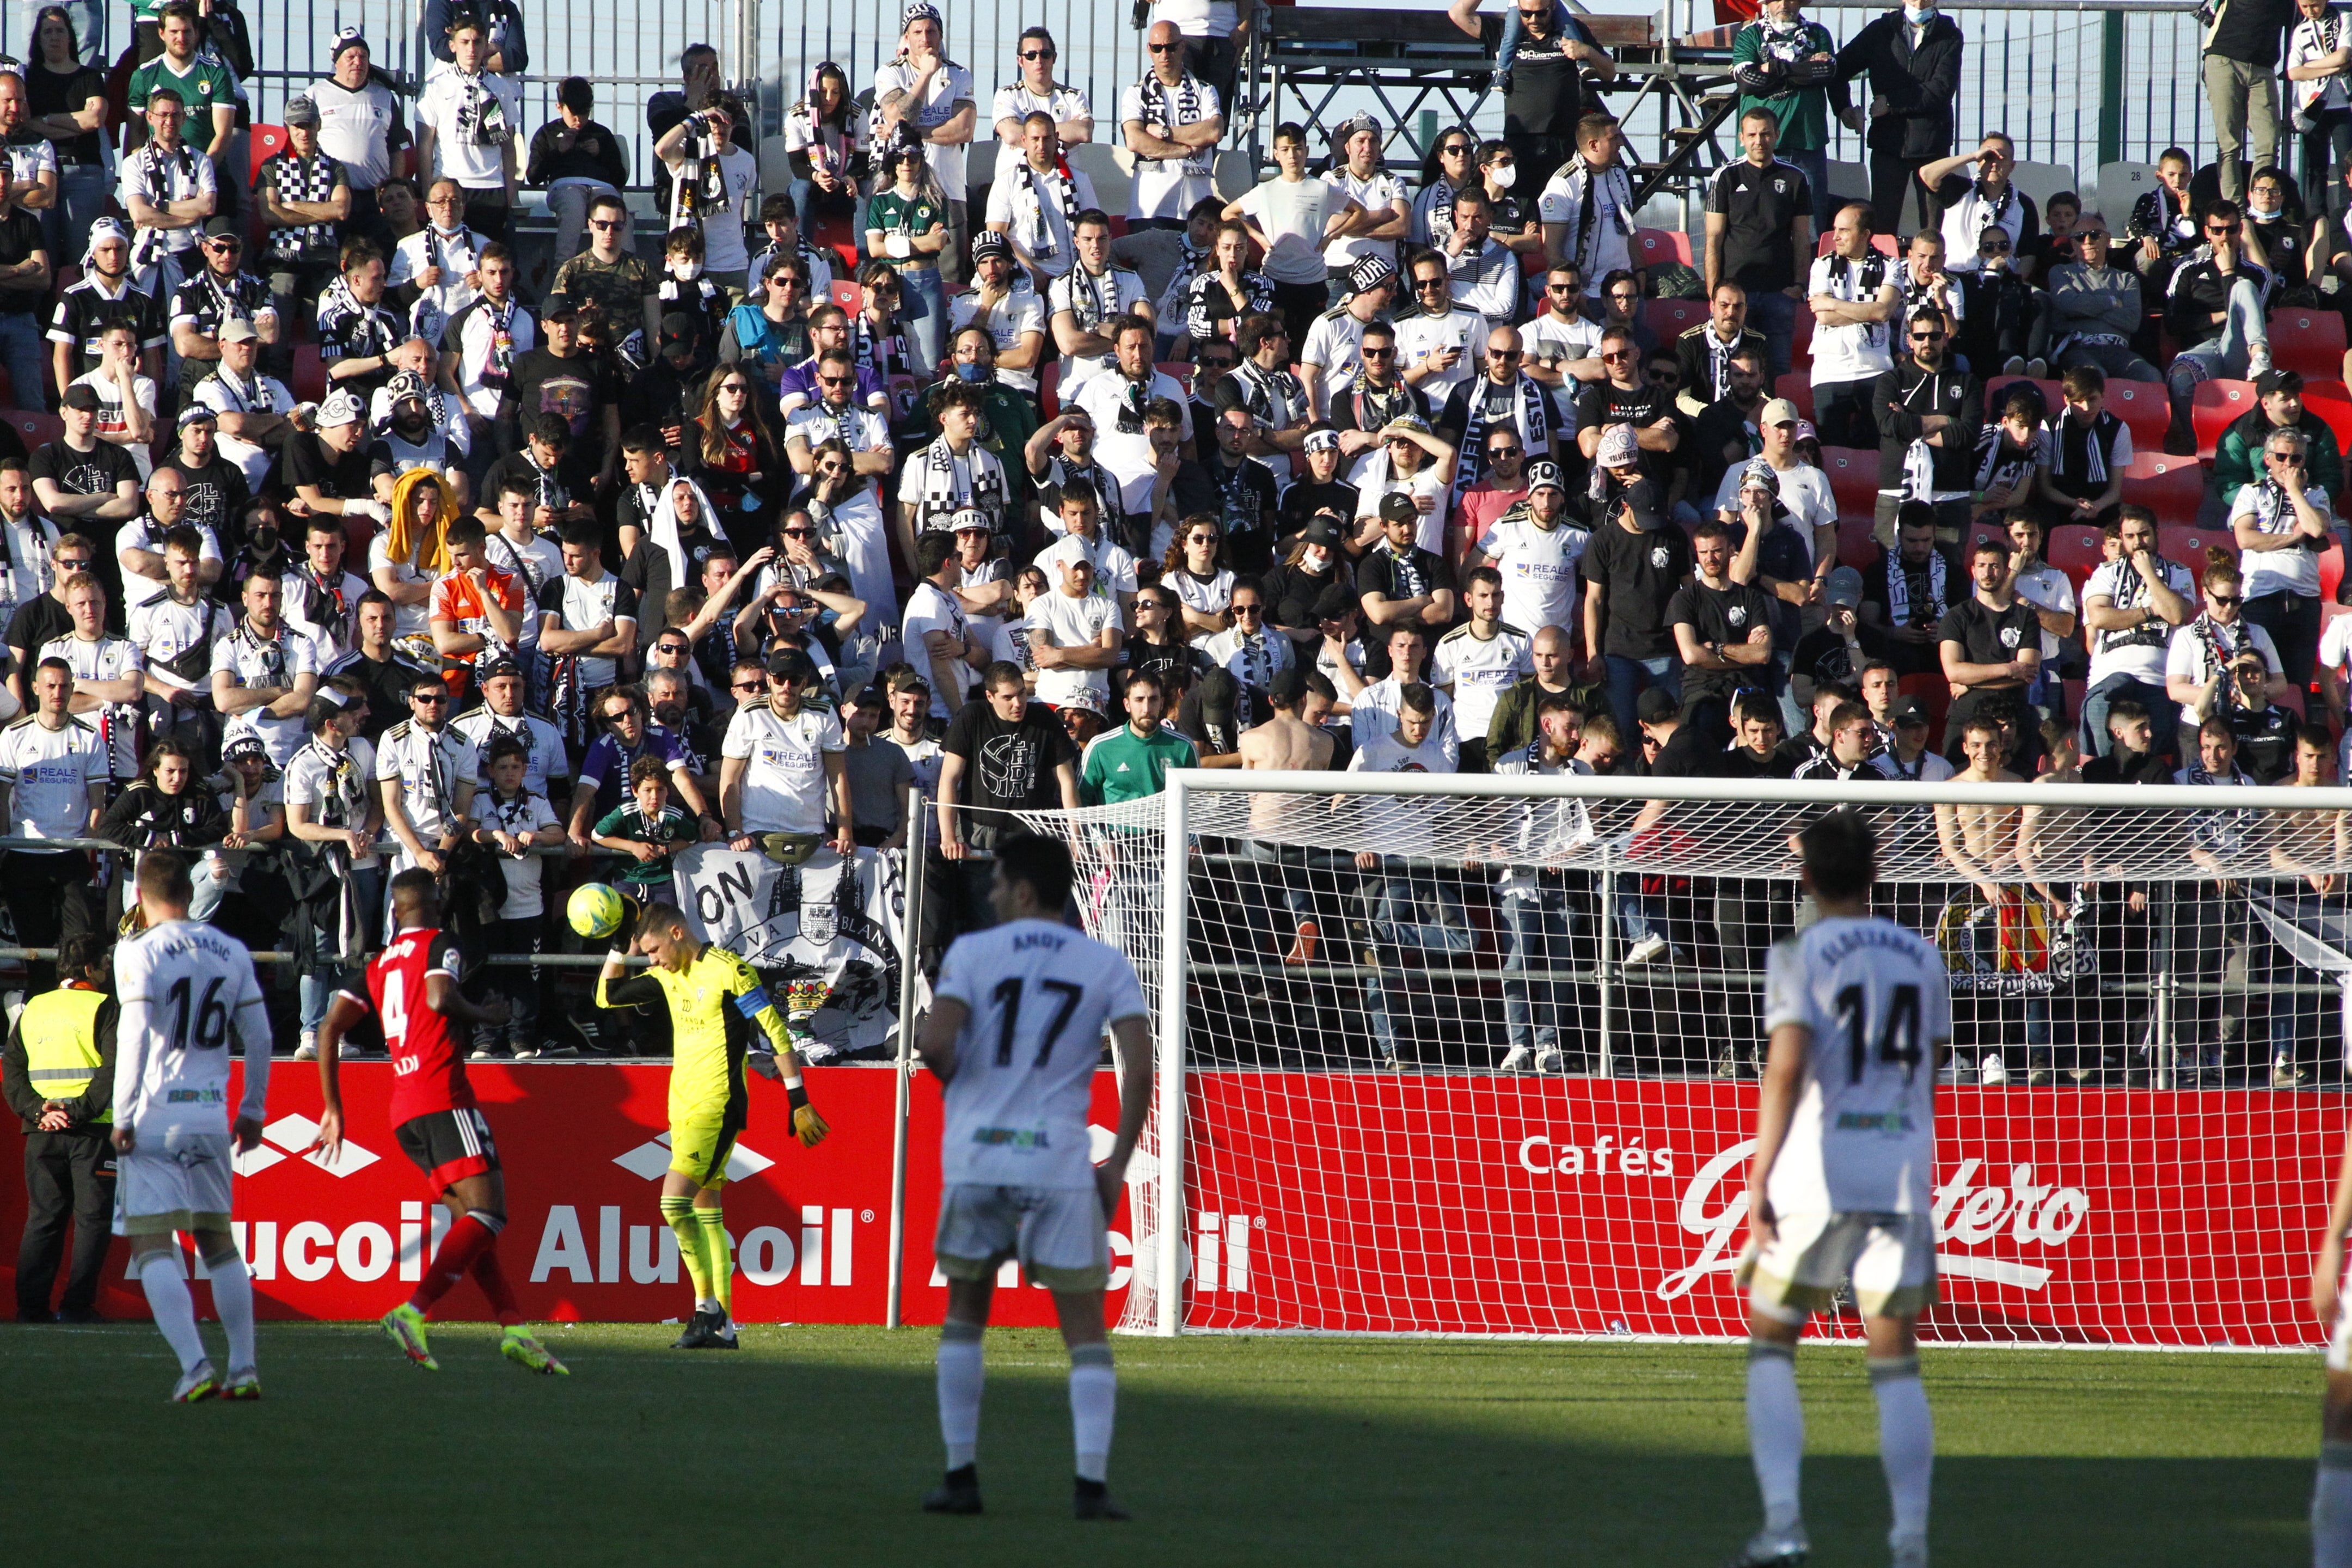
[437,242,532,464]
[784,350,894,498]
[1860,503,1964,681]
[322,591,432,744]
[1298,255,1398,420]
[0,466,60,639]
[498,294,620,504]
[154,406,248,552]
[212,572,319,768]
[168,217,277,412]
[367,369,471,509]
[191,319,293,494]
[48,217,164,391]
[1467,456,1588,640]
[1451,425,1533,560]
[1073,314,1195,523]
[1436,323,1561,511]
[453,655,567,798]
[1871,305,1981,542]
[647,665,720,807]
[115,464,222,597]
[1685,343,1769,503]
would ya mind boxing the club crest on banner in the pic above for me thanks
[673,846,905,1060]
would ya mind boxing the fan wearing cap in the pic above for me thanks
[1296,251,1396,418]
[365,363,470,503]
[1350,416,1459,558]
[30,386,142,604]
[948,232,1049,395]
[168,215,278,403]
[279,387,381,523]
[256,95,348,343]
[1356,486,1459,634]
[873,4,979,285]
[1466,456,1589,639]
[1317,115,1409,280]
[496,294,622,501]
[1278,428,1361,543]
[1711,395,1834,565]
[47,216,164,393]
[1788,562,1871,709]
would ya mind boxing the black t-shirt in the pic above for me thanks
[1575,379,1676,486]
[0,209,44,315]
[1704,158,1812,293]
[1329,379,1429,438]
[1480,14,1593,138]
[1354,542,1454,606]
[2209,0,2293,66]
[50,278,166,377]
[1934,595,2039,688]
[1263,558,1346,628]
[30,436,136,504]
[1277,477,1358,540]
[281,432,375,503]
[1581,518,1692,660]
[158,453,250,549]
[1668,577,1777,702]
[942,699,1077,823]
[326,647,434,743]
[1174,690,1243,760]
[1192,449,1282,563]
[4,591,70,661]
[1119,634,1197,701]
[505,346,613,488]
[1790,624,1869,694]
[26,63,107,167]
[1644,722,1718,779]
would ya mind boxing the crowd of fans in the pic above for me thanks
[0,0,2339,1082]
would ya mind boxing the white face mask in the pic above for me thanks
[1490,163,1518,191]
[1903,2,1935,21]
[677,261,704,280]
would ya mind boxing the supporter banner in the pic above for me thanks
[672,845,905,1060]
[0,1065,1137,1326]
[1180,1076,2349,1347]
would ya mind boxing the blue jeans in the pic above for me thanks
[1745,287,1798,382]
[1359,860,1474,1062]
[897,265,947,378]
[2166,277,2269,423]
[44,166,108,277]
[1502,889,1577,1050]
[0,310,45,413]
[1492,0,1572,86]
[2080,672,2174,763]
[1604,652,1682,742]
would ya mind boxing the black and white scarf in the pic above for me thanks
[474,292,519,389]
[1696,327,1744,403]
[1156,233,1212,322]
[455,70,511,148]
[1183,268,1271,343]
[1350,376,1418,437]
[317,275,400,360]
[1422,174,1460,248]
[1136,72,1209,172]
[1820,250,1891,357]
[264,151,342,262]
[205,363,275,415]
[411,224,479,344]
[303,734,369,832]
[2095,553,2179,654]
[2191,612,2259,682]
[1971,421,2041,493]
[908,436,1007,532]
[1455,373,1553,502]
[1012,154,1081,261]
[482,784,538,837]
[1551,156,1636,281]
[1959,179,2016,244]
[2047,409,2123,488]
[291,563,352,648]
[1883,549,1952,629]
[1229,356,1303,431]
[127,139,202,271]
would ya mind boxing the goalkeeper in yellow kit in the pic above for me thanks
[597,902,829,1349]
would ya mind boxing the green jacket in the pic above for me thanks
[2214,409,2343,508]
[1082,725,1199,806]
[1731,19,1838,154]
[1486,676,1610,756]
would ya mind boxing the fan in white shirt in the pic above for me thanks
[984,113,1098,285]
[1320,119,1410,272]
[1026,552,1124,710]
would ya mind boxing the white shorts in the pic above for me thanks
[2329,1259,2352,1373]
[935,1183,1108,1293]
[1742,1209,1939,1320]
[115,1129,235,1236]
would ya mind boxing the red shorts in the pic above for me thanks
[394,1107,500,1191]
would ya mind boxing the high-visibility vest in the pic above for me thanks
[20,986,108,1123]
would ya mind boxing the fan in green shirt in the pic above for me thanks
[126,14,238,157]
[1081,670,1198,805]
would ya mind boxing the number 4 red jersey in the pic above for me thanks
[342,925,474,1125]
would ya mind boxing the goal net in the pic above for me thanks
[1026,771,2352,1347]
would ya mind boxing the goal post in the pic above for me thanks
[1028,769,2352,1346]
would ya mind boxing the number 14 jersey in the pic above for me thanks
[347,926,473,1125]
[1761,916,1952,1218]
[935,917,1149,1191]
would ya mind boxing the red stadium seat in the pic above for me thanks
[1896,672,1950,738]
[1834,516,1879,567]
[1772,372,1813,420]
[247,124,286,186]
[292,344,326,403]
[828,279,861,315]
[808,212,859,278]
[1155,360,1195,395]
[2121,453,2204,524]
[2326,537,2347,606]
[2302,378,2352,456]
[2269,308,2348,383]
[1634,227,1694,268]
[1814,231,1898,258]
[1645,297,1706,340]
[10,411,60,451]
[2059,678,2086,726]
[1816,444,1879,519]
[2161,523,2235,588]
[1038,360,1057,419]
[1791,300,1813,363]
[2045,523,2105,586]
[2191,378,2257,458]
[2104,379,2171,453]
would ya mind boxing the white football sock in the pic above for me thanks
[1745,1339,1805,1535]
[204,1246,256,1371]
[937,1321,984,1472]
[1070,1343,1116,1483]
[138,1252,206,1375]
[2316,1442,2352,1568]
[1870,1355,1934,1551]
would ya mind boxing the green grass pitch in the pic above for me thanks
[0,1324,2320,1565]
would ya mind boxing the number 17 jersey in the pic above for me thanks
[935,917,1149,1191]
[347,926,473,1125]
[1761,916,1952,1218]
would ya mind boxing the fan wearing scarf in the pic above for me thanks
[897,378,1008,561]
[282,678,385,1062]
[1539,114,1636,294]
[1860,500,1963,679]
[413,12,521,241]
[985,111,1097,287]
[121,88,216,301]
[2079,505,2196,761]
[1917,132,2037,277]
[1968,390,2043,523]
[388,177,486,347]
[1122,20,1224,232]
[2040,364,2132,524]
[1871,303,1981,540]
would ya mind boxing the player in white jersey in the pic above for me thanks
[110,851,275,1402]
[914,832,1153,1522]
[1732,810,1950,1568]
[2308,1109,2352,1565]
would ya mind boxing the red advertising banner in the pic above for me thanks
[7,1069,2341,1345]
[1180,1076,2350,1346]
[0,1065,1137,1327]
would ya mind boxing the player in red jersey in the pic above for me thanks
[314,867,567,1375]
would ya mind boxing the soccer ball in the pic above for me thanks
[568,882,628,940]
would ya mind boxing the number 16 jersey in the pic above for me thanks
[935,917,1149,1191]
[114,917,273,1139]
[1761,916,1952,1218]
[346,925,473,1125]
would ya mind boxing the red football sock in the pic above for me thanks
[470,1242,522,1327]
[409,1214,496,1315]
